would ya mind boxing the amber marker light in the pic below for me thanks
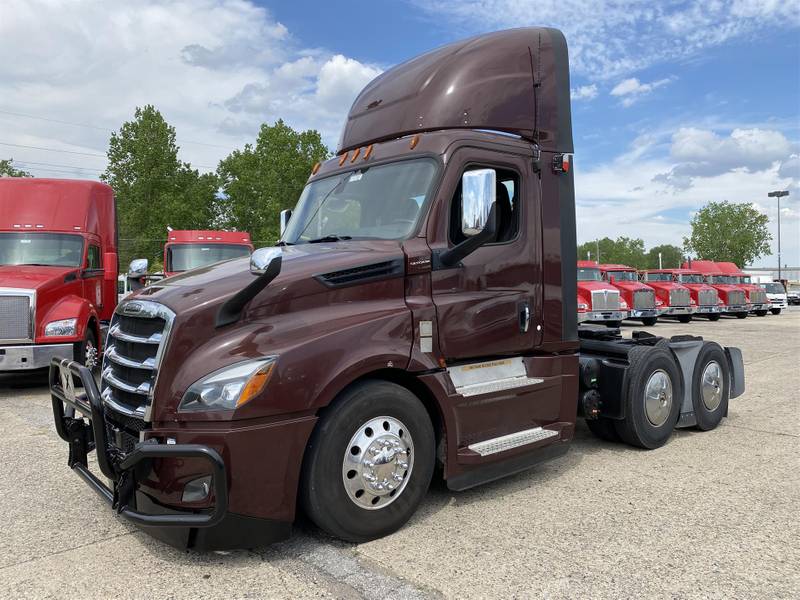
[236,361,276,408]
[350,147,361,162]
[311,162,321,175]
[364,144,374,159]
[338,152,348,166]
[409,134,420,149]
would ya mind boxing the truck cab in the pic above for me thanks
[656,269,722,321]
[758,281,787,315]
[0,178,117,371]
[683,260,748,318]
[599,264,660,326]
[715,262,770,316]
[163,230,253,278]
[640,270,695,323]
[576,260,628,326]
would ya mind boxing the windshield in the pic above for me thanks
[167,243,251,272]
[0,232,84,267]
[645,273,672,281]
[678,274,704,284]
[282,159,437,244]
[740,276,751,284]
[760,282,785,294]
[577,268,602,281]
[606,270,637,281]
[711,275,736,284]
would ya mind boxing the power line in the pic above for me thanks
[14,160,104,172]
[0,141,106,158]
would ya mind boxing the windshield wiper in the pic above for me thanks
[307,235,352,244]
[275,240,294,247]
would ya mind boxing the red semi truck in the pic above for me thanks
[715,262,770,317]
[163,230,253,278]
[49,28,745,551]
[639,270,695,323]
[684,260,748,318]
[1,178,117,372]
[645,269,723,321]
[576,260,628,326]
[598,264,660,326]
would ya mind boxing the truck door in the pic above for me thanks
[82,242,104,310]
[429,148,542,360]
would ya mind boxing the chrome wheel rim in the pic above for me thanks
[644,369,673,427]
[701,361,723,411]
[342,416,414,510]
[84,340,98,371]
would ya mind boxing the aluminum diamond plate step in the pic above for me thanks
[468,427,559,457]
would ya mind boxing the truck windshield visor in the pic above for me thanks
[167,243,251,272]
[711,275,734,284]
[0,232,84,267]
[607,271,636,281]
[282,159,437,244]
[577,268,602,281]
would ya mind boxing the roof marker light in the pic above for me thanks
[13,224,21,228]
[36,224,44,228]
[350,147,361,162]
[409,135,420,149]
[364,144,374,160]
[24,224,32,228]
[339,152,348,166]
[311,161,321,175]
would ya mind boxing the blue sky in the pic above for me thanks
[1,0,798,266]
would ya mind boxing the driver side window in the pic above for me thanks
[87,245,101,269]
[449,167,519,245]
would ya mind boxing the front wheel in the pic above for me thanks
[735,312,747,319]
[641,317,658,326]
[708,314,721,321]
[74,328,100,375]
[771,308,781,315]
[754,310,768,317]
[300,380,435,543]
[677,314,692,324]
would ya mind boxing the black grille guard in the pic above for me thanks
[49,357,228,528]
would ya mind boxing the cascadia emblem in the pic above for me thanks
[123,302,143,315]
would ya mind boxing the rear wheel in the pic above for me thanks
[735,312,747,319]
[641,317,658,326]
[677,314,692,323]
[754,309,768,317]
[707,314,721,321]
[691,343,729,431]
[771,308,781,315]
[300,380,435,543]
[614,346,681,449]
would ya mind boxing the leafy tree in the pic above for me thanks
[646,244,684,269]
[217,120,330,243]
[101,105,218,268]
[578,236,647,269]
[683,201,771,267]
[0,159,31,177]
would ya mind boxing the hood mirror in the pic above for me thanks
[280,209,292,236]
[218,247,284,328]
[128,258,148,276]
[250,247,282,275]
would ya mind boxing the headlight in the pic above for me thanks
[45,318,77,337]
[179,358,276,412]
[577,302,589,311]
[620,299,629,309]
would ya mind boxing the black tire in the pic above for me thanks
[735,312,747,319]
[605,320,621,328]
[585,417,621,442]
[691,343,729,431]
[754,310,768,317]
[677,314,692,323]
[614,346,681,449]
[771,308,781,315]
[300,380,435,543]
[641,317,658,326]
[707,314,721,321]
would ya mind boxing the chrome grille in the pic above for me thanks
[698,289,718,306]
[669,288,690,306]
[591,289,620,310]
[0,292,33,342]
[749,289,768,304]
[101,300,175,421]
[728,290,746,306]
[634,288,656,309]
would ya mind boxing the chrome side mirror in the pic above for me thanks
[128,258,148,276]
[280,209,292,236]
[250,247,282,275]
[461,169,496,237]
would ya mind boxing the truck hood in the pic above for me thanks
[0,264,76,291]
[608,281,650,292]
[577,280,619,294]
[128,240,406,316]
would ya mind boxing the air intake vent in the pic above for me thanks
[316,258,404,288]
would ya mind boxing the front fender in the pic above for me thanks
[36,295,97,344]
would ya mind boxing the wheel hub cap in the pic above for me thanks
[85,342,98,370]
[644,369,673,427]
[701,361,723,411]
[342,416,414,510]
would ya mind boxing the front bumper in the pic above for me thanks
[0,343,73,370]
[694,305,723,315]
[769,299,787,308]
[659,306,695,316]
[627,308,659,319]
[50,359,291,550]
[748,303,770,313]
[724,304,748,313]
[578,310,627,323]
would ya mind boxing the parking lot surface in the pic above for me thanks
[1,309,798,599]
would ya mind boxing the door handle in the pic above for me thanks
[519,302,530,333]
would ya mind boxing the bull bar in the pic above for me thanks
[49,357,228,528]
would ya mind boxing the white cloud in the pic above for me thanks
[571,84,598,101]
[0,0,381,177]
[610,77,673,106]
[411,0,800,81]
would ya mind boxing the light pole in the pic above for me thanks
[767,190,789,281]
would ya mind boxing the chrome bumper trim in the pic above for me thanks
[0,343,73,370]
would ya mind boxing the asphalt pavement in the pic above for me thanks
[1,308,798,599]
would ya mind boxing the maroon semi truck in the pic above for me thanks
[1,178,118,372]
[49,28,745,550]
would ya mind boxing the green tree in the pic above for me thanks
[0,159,32,177]
[101,105,218,268]
[217,120,330,243]
[578,236,647,269]
[683,201,771,267]
[646,244,684,269]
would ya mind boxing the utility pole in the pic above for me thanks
[658,252,662,270]
[596,239,600,264]
[768,191,789,281]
